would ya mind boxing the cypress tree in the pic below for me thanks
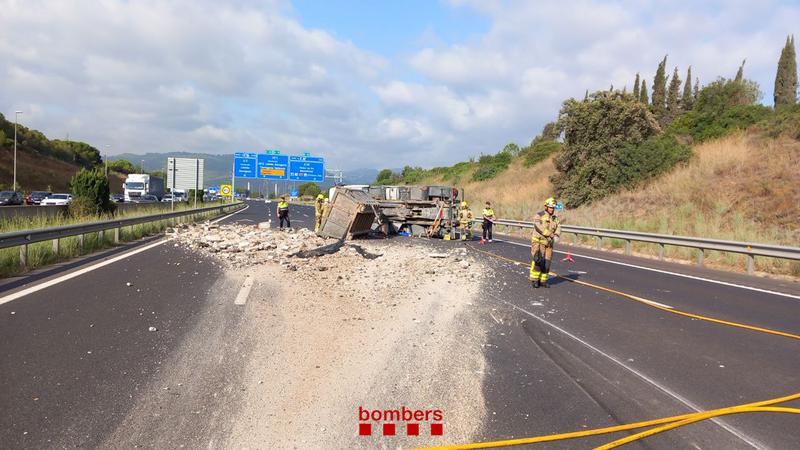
[682,66,693,110]
[640,79,649,104]
[651,55,668,119]
[693,78,700,101]
[774,35,798,107]
[633,73,641,99]
[735,59,746,83]
[666,66,682,122]
[584,89,589,101]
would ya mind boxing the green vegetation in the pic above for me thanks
[551,91,666,206]
[774,35,797,107]
[69,168,116,216]
[0,202,230,277]
[297,182,322,197]
[520,140,561,168]
[0,114,102,169]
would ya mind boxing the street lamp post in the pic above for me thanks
[13,111,22,191]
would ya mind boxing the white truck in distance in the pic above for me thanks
[124,174,165,202]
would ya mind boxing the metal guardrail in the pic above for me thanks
[0,202,244,267]
[494,218,800,275]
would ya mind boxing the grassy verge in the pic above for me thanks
[485,133,799,277]
[0,202,236,278]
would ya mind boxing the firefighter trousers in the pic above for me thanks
[315,214,322,232]
[530,242,553,282]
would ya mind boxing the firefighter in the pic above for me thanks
[458,201,473,240]
[321,197,331,230]
[530,197,561,288]
[277,196,291,231]
[314,193,325,232]
[482,201,496,243]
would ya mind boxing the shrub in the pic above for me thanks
[471,151,512,182]
[754,104,800,139]
[552,91,661,207]
[69,168,115,216]
[669,79,771,143]
[521,141,561,167]
[609,135,693,189]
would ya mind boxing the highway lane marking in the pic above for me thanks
[503,301,765,449]
[0,205,249,306]
[494,238,800,300]
[469,244,800,341]
[234,276,254,306]
[0,239,168,306]
[212,203,250,224]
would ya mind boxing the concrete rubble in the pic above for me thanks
[168,221,486,283]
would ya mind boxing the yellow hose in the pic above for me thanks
[415,244,800,450]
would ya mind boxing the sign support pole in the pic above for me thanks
[231,159,235,204]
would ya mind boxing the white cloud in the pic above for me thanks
[1,0,798,171]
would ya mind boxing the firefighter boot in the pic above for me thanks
[532,279,540,288]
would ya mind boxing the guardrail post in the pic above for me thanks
[53,238,60,255]
[98,229,104,244]
[595,236,602,250]
[746,254,754,275]
[114,228,120,244]
[658,243,665,261]
[625,240,632,256]
[20,244,28,267]
[697,248,705,267]
[572,233,577,246]
[78,233,84,251]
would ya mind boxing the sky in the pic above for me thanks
[1,0,798,171]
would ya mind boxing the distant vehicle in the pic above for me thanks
[135,195,159,203]
[264,199,272,204]
[111,194,125,203]
[0,191,24,206]
[40,193,72,206]
[25,191,52,205]
[123,174,165,202]
[161,194,173,202]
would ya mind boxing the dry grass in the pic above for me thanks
[427,132,799,275]
[422,156,558,218]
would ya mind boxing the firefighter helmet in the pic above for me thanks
[317,193,324,199]
[461,201,469,208]
[544,197,557,208]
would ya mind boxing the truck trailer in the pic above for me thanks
[123,174,165,202]
[319,185,462,239]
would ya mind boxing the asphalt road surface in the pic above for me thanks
[1,200,798,449]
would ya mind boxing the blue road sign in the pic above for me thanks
[256,154,289,180]
[234,153,258,178]
[288,155,325,182]
[290,188,299,197]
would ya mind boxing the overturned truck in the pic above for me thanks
[318,185,462,240]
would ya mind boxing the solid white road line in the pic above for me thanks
[234,276,255,306]
[506,301,764,449]
[0,239,168,306]
[495,238,800,300]
[211,203,250,224]
[0,205,250,306]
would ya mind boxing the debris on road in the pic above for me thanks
[148,326,158,332]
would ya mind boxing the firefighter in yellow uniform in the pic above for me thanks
[314,193,325,232]
[530,197,561,288]
[321,197,331,229]
[458,201,473,240]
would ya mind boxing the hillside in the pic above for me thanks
[421,131,799,274]
[0,137,125,194]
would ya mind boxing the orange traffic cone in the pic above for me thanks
[561,251,575,263]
